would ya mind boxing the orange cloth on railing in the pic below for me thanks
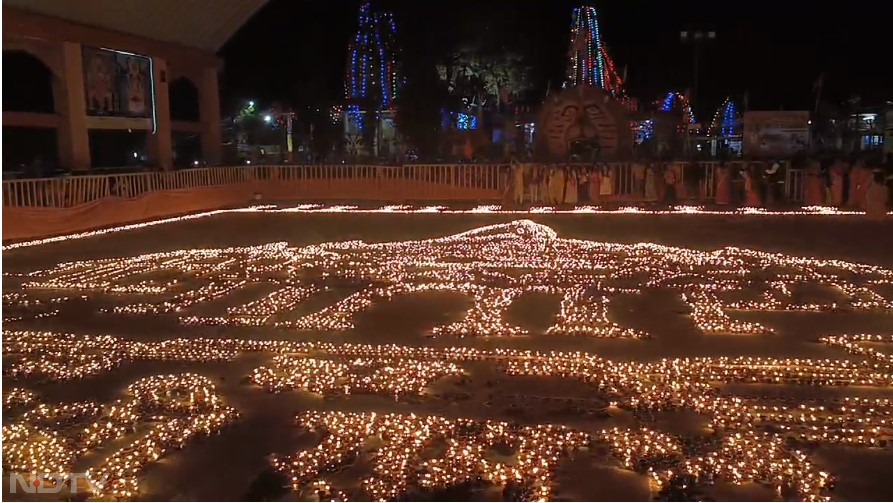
[804,164,825,206]
[743,171,762,207]
[2,186,251,242]
[829,165,845,207]
[848,165,872,210]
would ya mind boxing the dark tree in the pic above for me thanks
[437,44,534,115]
[395,67,448,156]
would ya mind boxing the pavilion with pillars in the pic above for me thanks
[2,0,267,171]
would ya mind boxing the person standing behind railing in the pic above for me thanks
[577,166,590,202]
[865,170,889,220]
[501,165,512,205]
[764,161,781,207]
[511,159,525,205]
[529,164,541,203]
[715,162,731,205]
[538,164,549,203]
[632,162,646,199]
[599,165,613,201]
[848,160,872,210]
[662,164,677,204]
[829,160,845,207]
[588,166,602,203]
[564,166,579,205]
[644,162,658,203]
[804,160,825,206]
[743,164,762,207]
[28,155,45,179]
[548,166,563,205]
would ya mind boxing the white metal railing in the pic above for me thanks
[2,162,791,208]
[785,168,805,202]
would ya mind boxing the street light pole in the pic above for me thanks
[679,30,716,113]
[680,30,715,157]
[285,112,294,163]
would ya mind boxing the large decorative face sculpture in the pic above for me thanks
[536,86,631,159]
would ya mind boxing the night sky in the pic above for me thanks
[218,1,888,119]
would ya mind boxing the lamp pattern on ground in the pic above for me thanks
[270,411,834,502]
[251,355,464,397]
[267,335,891,501]
[3,387,38,411]
[1,373,238,500]
[3,330,242,381]
[3,330,893,500]
[10,221,892,339]
[272,411,589,501]
[4,221,893,500]
[2,291,69,323]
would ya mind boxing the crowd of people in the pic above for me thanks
[799,158,891,215]
[503,157,891,218]
[503,162,682,206]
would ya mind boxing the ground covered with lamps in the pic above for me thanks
[3,209,893,501]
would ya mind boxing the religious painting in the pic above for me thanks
[83,47,118,115]
[83,46,153,118]
[116,53,150,116]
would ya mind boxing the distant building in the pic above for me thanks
[2,1,266,171]
[342,109,399,160]
[842,104,887,153]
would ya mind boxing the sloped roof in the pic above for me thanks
[2,0,267,52]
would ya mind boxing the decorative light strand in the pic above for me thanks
[11,221,890,339]
[5,204,889,251]
[1,373,238,500]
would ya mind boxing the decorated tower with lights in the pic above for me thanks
[565,5,624,96]
[642,91,696,139]
[660,91,697,127]
[342,2,402,157]
[345,2,400,110]
[706,97,742,155]
[638,91,698,153]
[708,98,738,138]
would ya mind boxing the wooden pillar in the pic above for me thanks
[57,41,90,171]
[199,67,222,164]
[146,57,173,170]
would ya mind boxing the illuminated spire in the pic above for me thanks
[709,98,737,137]
[660,91,697,124]
[345,2,400,109]
[566,5,624,94]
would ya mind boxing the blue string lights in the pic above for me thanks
[709,98,738,138]
[660,91,697,125]
[345,2,401,112]
[456,112,478,130]
[347,104,363,131]
[566,5,624,95]
[567,6,605,89]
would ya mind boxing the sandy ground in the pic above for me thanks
[3,211,893,501]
